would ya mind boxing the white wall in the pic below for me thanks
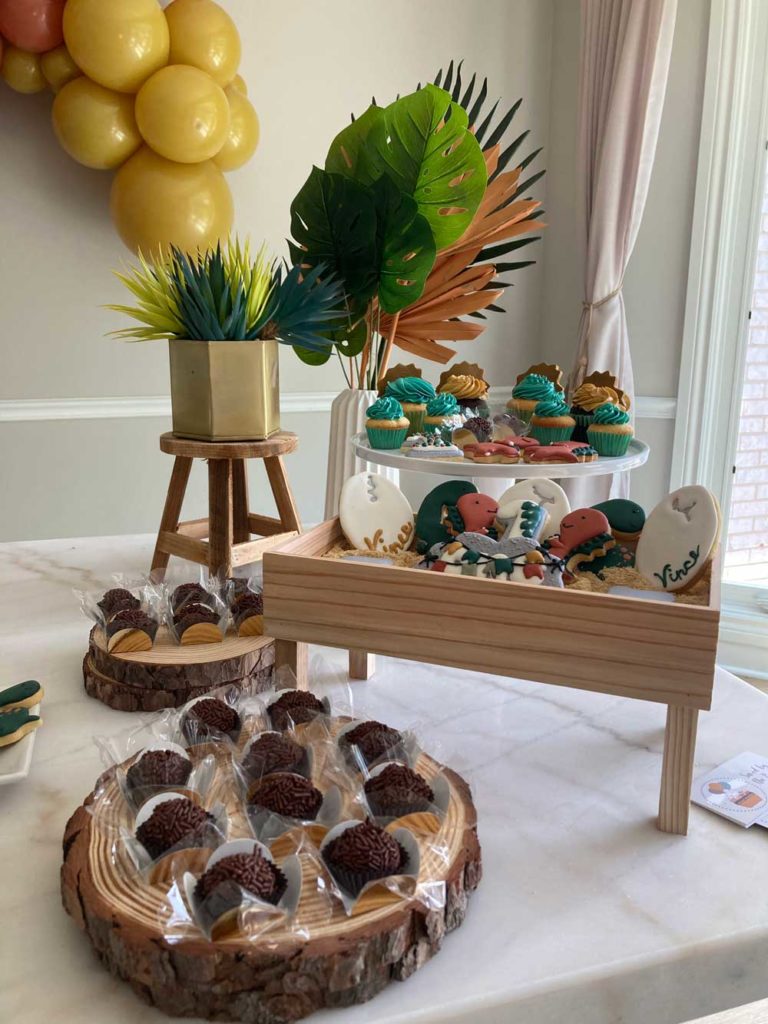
[0,0,553,540]
[540,0,711,509]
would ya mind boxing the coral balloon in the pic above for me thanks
[1,46,45,92]
[63,0,169,94]
[213,88,259,172]
[165,0,241,87]
[0,0,64,54]
[111,147,234,255]
[53,78,141,170]
[40,45,79,92]
[136,65,229,164]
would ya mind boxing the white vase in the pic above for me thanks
[324,388,400,519]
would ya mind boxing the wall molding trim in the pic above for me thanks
[0,391,677,424]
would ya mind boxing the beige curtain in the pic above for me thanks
[568,0,677,504]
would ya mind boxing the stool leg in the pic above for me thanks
[349,650,375,680]
[275,640,309,690]
[151,456,193,575]
[232,460,250,544]
[264,455,302,533]
[208,459,234,577]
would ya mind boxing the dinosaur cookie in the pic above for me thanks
[593,499,646,547]
[546,508,616,574]
[0,680,44,712]
[442,493,499,538]
[340,473,415,555]
[498,480,570,541]
[415,481,478,554]
[523,445,578,464]
[447,532,564,586]
[496,499,548,542]
[0,708,41,749]
[462,442,520,464]
[635,486,720,591]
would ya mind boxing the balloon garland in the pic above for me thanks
[0,0,259,254]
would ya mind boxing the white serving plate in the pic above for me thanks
[0,703,41,786]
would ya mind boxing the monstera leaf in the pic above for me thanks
[371,175,436,314]
[366,84,487,250]
[289,167,378,305]
[325,104,385,180]
[294,318,367,367]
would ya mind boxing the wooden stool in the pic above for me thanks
[151,431,302,578]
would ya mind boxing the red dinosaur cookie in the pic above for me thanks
[523,446,578,464]
[463,442,520,464]
[546,508,616,573]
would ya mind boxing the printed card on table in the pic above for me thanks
[692,752,768,828]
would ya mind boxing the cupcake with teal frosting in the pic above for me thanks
[384,377,436,436]
[507,373,555,423]
[424,392,460,436]
[529,395,575,444]
[365,397,410,449]
[587,402,633,456]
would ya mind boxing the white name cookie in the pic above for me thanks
[339,473,415,555]
[636,485,720,591]
[497,479,570,540]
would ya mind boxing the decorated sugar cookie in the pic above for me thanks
[0,680,43,712]
[415,481,477,554]
[546,508,616,574]
[636,486,720,591]
[498,480,570,541]
[339,473,415,555]
[593,499,646,546]
[442,493,499,538]
[0,708,41,749]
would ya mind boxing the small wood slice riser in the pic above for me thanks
[84,626,275,712]
[61,747,481,1023]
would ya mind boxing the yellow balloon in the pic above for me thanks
[41,45,80,93]
[1,46,45,93]
[165,0,240,87]
[136,64,229,164]
[111,146,234,255]
[213,88,259,172]
[53,77,141,170]
[230,74,247,96]
[63,0,169,94]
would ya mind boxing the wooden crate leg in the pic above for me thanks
[275,640,309,690]
[232,460,250,544]
[151,456,193,575]
[208,459,234,577]
[264,455,302,533]
[658,705,699,835]
[349,650,375,680]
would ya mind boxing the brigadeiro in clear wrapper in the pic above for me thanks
[364,762,435,818]
[106,607,159,654]
[183,697,242,744]
[125,747,192,800]
[135,796,215,860]
[240,732,309,781]
[321,819,409,898]
[98,587,140,620]
[195,849,288,913]
[268,690,327,732]
[231,592,264,637]
[247,772,324,822]
[170,582,217,615]
[338,720,405,771]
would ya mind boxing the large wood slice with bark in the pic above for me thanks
[84,625,275,712]
[61,736,481,1024]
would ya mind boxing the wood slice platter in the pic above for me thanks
[83,625,275,712]
[61,730,481,1023]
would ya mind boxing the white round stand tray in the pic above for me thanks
[351,433,650,479]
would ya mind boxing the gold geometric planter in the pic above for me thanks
[169,339,280,441]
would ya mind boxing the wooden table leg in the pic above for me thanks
[349,650,375,680]
[232,460,250,544]
[275,640,309,690]
[264,455,302,532]
[208,459,234,577]
[658,705,699,835]
[151,456,193,575]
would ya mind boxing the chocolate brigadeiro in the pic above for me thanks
[194,851,287,924]
[126,749,192,796]
[248,773,323,821]
[364,763,435,818]
[322,820,408,897]
[136,797,214,860]
[107,608,159,642]
[241,733,307,780]
[184,698,241,742]
[232,592,264,630]
[98,587,140,619]
[339,721,404,770]
[171,582,216,614]
[268,690,326,732]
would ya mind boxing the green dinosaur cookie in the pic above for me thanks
[415,481,478,554]
[0,708,41,748]
[0,680,44,712]
[592,499,646,540]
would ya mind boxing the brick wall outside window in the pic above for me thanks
[724,185,768,585]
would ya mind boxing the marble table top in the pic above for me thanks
[1,535,767,1024]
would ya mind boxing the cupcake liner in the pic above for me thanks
[402,404,426,435]
[587,428,633,456]
[571,413,593,443]
[529,424,574,444]
[366,426,409,449]
[506,399,537,424]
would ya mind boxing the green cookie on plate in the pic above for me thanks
[0,680,44,712]
[0,708,41,749]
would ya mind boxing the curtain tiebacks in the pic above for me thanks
[580,276,625,346]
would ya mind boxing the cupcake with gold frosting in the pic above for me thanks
[437,373,489,417]
[365,396,410,449]
[587,402,633,456]
[529,395,575,444]
[570,382,625,441]
[507,373,556,424]
[383,377,436,436]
